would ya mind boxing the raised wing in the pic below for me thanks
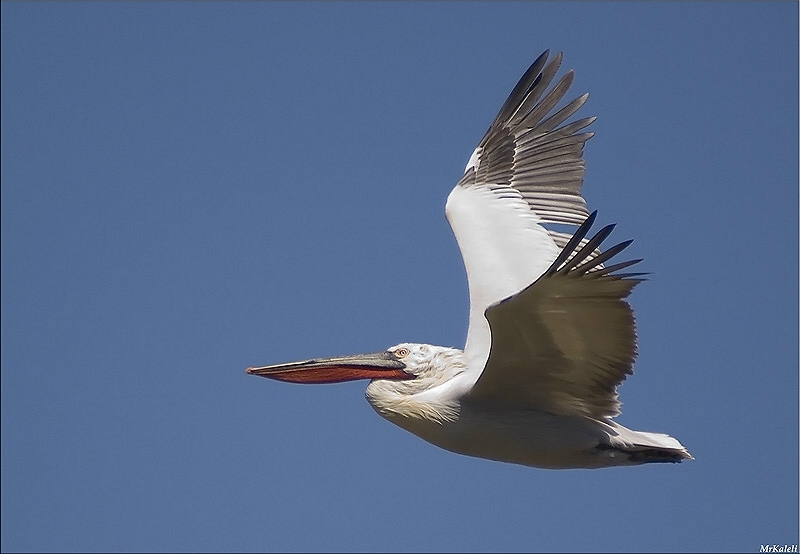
[461,50,595,231]
[464,212,645,419]
[445,51,595,371]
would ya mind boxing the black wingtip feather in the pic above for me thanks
[546,211,643,280]
[591,259,643,277]
[546,210,597,276]
[560,223,616,273]
[574,239,633,275]
[496,50,551,125]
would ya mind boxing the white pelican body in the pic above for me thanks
[248,51,692,469]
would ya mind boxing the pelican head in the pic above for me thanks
[366,343,465,391]
[247,343,468,423]
[366,343,468,424]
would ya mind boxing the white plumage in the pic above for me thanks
[247,51,692,469]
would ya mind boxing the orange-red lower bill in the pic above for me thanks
[246,364,412,384]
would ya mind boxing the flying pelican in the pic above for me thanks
[247,51,692,469]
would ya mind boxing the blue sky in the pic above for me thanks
[1,3,797,552]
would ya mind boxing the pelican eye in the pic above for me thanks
[393,347,410,359]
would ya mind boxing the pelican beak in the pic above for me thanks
[246,351,412,384]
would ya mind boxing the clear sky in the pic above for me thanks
[2,3,797,552]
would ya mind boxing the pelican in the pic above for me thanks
[247,51,692,469]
